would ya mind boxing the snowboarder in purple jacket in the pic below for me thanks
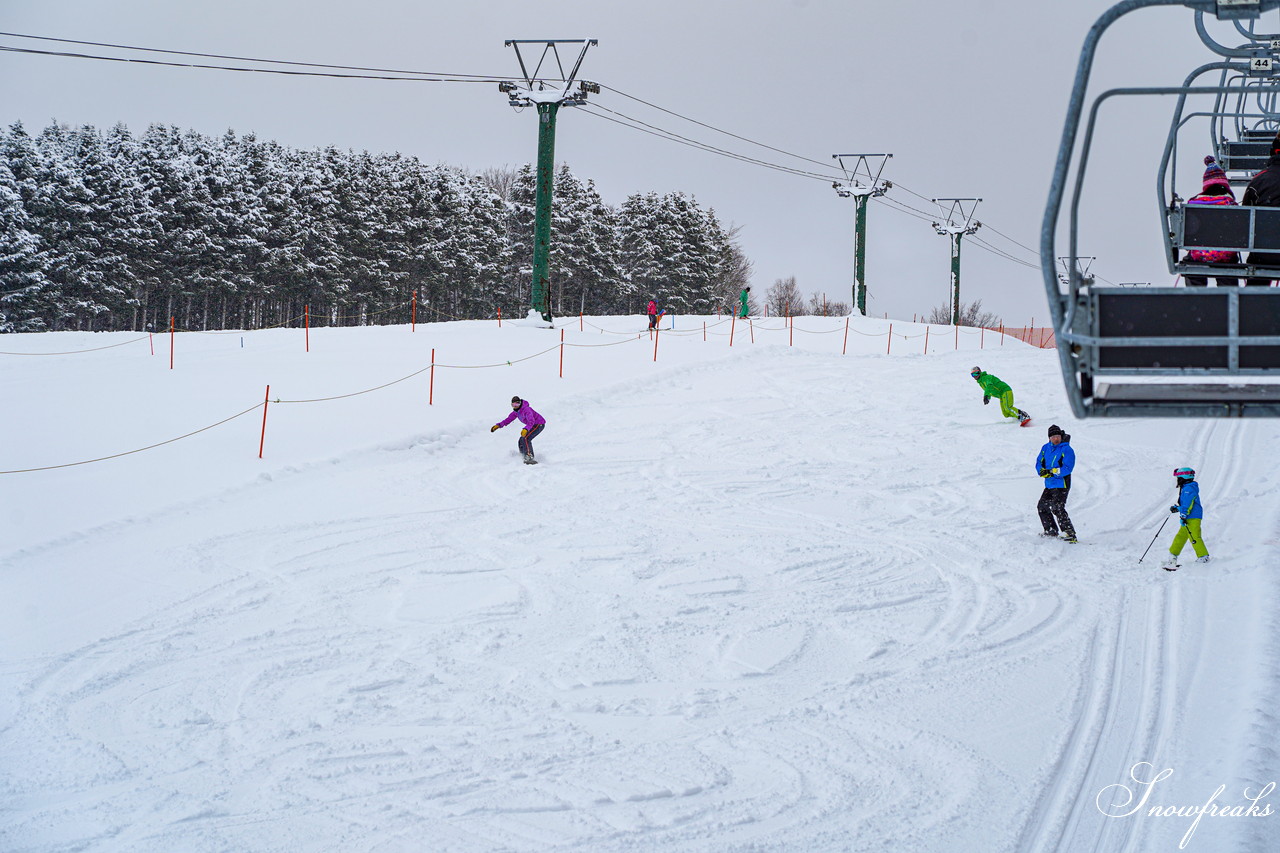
[491,396,546,464]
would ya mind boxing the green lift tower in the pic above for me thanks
[500,39,598,325]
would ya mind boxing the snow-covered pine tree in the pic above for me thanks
[0,156,49,332]
[504,163,537,317]
[620,191,727,315]
[551,166,626,315]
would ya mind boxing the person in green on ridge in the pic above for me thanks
[970,366,1030,426]
[739,286,751,318]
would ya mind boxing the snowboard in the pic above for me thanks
[1019,417,1032,427]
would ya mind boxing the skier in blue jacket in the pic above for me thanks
[1162,467,1209,570]
[1035,424,1077,542]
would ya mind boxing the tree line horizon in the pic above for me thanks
[0,119,866,334]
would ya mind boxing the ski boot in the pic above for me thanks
[1194,555,1211,564]
[1018,411,1032,427]
[1060,532,1079,544]
[1161,553,1179,572]
[523,452,538,465]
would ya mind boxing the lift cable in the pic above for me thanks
[0,30,509,80]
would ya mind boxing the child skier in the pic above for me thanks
[648,299,659,330]
[971,366,1030,426]
[1163,467,1209,570]
[490,395,546,464]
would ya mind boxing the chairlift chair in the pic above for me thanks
[1045,0,1280,418]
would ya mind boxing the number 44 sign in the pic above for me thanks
[1252,56,1274,72]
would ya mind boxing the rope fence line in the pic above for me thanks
[0,402,265,474]
[0,313,1060,358]
[176,313,305,335]
[2,317,1061,473]
[0,334,151,356]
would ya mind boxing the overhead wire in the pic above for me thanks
[0,44,507,83]
[597,83,843,175]
[577,105,838,183]
[0,30,510,79]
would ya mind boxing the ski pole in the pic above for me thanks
[1138,516,1171,563]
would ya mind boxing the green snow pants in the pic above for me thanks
[997,390,1019,419]
[1170,518,1209,559]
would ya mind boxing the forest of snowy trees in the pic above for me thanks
[0,121,753,333]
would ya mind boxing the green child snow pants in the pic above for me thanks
[1170,518,1209,559]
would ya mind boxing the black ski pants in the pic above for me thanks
[518,423,544,456]
[1038,486,1074,536]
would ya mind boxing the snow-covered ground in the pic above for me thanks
[2,313,1277,852]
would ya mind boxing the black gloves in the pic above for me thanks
[983,395,990,405]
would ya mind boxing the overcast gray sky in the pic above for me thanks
[2,0,1272,324]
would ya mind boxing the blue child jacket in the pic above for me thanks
[1177,481,1204,519]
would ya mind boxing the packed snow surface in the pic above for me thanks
[2,314,1277,852]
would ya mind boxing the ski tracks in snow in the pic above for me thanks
[4,345,1280,852]
[1015,414,1277,853]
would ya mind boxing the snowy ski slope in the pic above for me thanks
[2,314,1277,852]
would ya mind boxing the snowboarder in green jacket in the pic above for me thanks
[739,287,751,318]
[971,366,1030,426]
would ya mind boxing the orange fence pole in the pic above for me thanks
[730,314,736,347]
[703,321,707,342]
[843,318,849,355]
[258,384,270,459]
[749,318,755,344]
[886,323,893,354]
[652,325,660,362]
[924,326,929,354]
[954,324,958,350]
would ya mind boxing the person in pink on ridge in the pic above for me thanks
[490,395,546,465]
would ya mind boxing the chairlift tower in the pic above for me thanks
[499,39,598,325]
[831,154,892,316]
[1058,256,1097,288]
[931,198,982,325]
